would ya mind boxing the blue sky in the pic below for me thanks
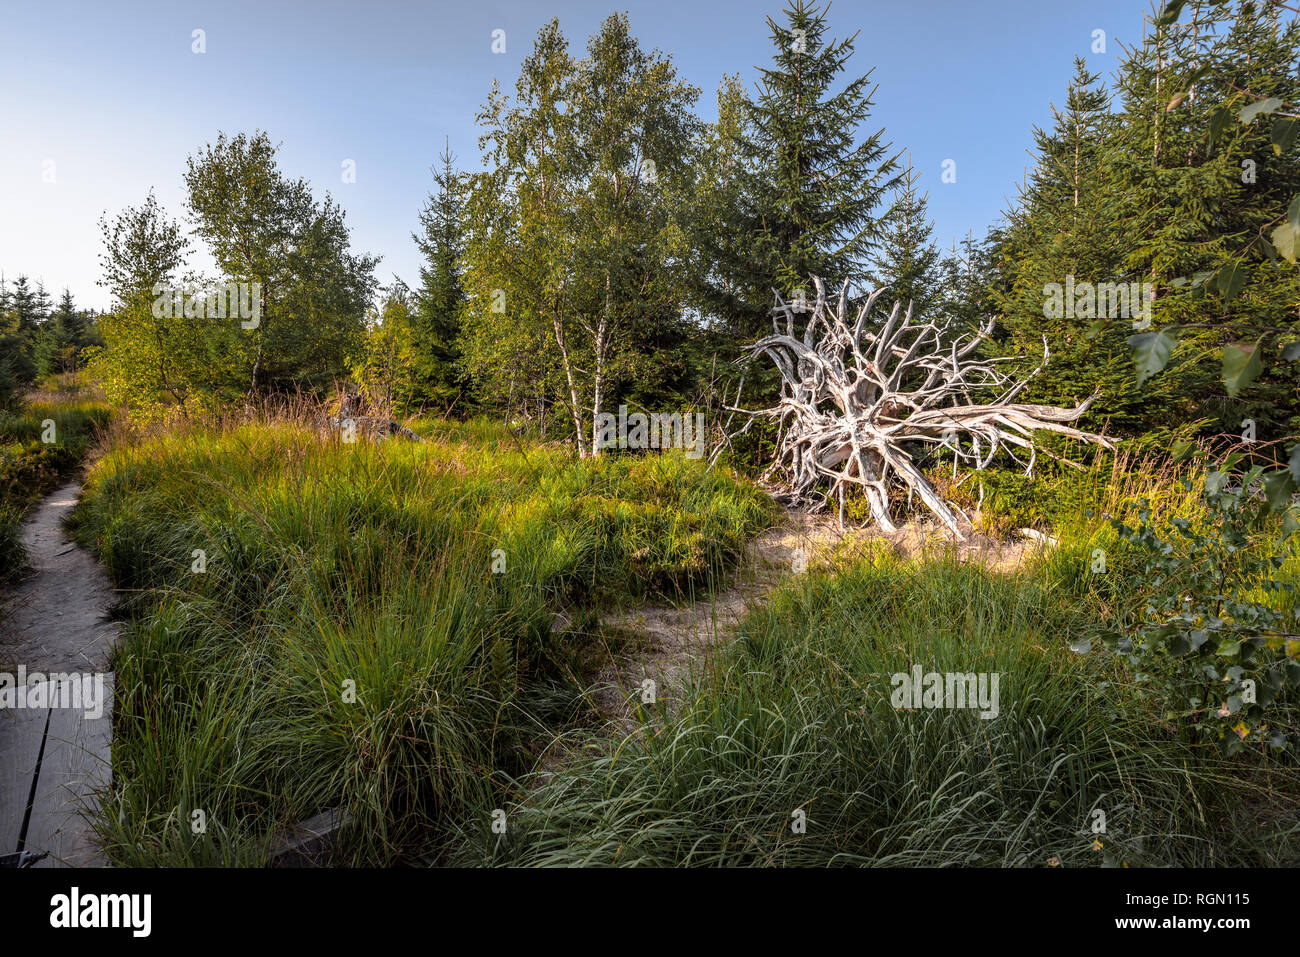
[0,0,1157,311]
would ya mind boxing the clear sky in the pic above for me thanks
[0,0,1156,311]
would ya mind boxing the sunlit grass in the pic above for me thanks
[471,547,1299,867]
[72,415,775,864]
[69,409,1300,867]
[0,391,112,582]
[463,449,1300,868]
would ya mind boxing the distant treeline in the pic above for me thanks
[0,277,102,411]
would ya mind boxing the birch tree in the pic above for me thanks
[460,15,699,455]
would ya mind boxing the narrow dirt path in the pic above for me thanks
[590,511,1039,729]
[590,511,841,728]
[1,481,119,673]
[1,480,119,867]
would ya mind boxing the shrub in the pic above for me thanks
[1101,467,1300,754]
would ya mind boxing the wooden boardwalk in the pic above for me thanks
[1,482,118,868]
[0,677,113,866]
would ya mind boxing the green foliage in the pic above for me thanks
[0,502,24,586]
[867,159,941,316]
[1129,330,1179,387]
[184,131,378,395]
[34,289,99,377]
[352,284,420,413]
[686,74,755,331]
[0,395,113,582]
[699,0,899,338]
[410,142,468,412]
[989,56,1191,434]
[937,232,995,337]
[92,134,378,423]
[934,466,1086,535]
[991,4,1300,440]
[0,357,21,416]
[1118,4,1300,428]
[461,15,702,450]
[1102,469,1300,753]
[90,191,211,421]
[0,275,50,390]
[0,400,113,503]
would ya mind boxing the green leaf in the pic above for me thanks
[1213,261,1248,301]
[1274,222,1298,264]
[1290,194,1300,232]
[1154,0,1189,26]
[1128,331,1177,386]
[1069,638,1092,655]
[1283,342,1300,361]
[1170,439,1196,463]
[1223,342,1263,396]
[1208,106,1233,149]
[1263,470,1296,511]
[1272,117,1300,155]
[1240,97,1283,123]
[1206,470,1229,495]
[1290,444,1300,483]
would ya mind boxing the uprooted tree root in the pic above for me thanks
[717,278,1113,538]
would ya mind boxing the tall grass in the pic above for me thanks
[463,451,1299,867]
[0,389,113,582]
[72,416,775,864]
[71,410,1300,866]
[470,547,1299,866]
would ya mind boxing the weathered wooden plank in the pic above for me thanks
[270,807,352,867]
[26,675,114,867]
[0,703,49,854]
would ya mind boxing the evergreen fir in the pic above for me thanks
[412,141,468,412]
[723,0,899,336]
[867,157,941,317]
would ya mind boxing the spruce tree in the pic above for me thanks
[722,0,899,336]
[867,157,941,317]
[413,141,467,411]
[36,289,88,376]
[989,57,1170,434]
[0,276,21,409]
[1110,1,1300,434]
[938,231,994,335]
[3,276,49,384]
[688,75,754,330]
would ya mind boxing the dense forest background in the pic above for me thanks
[4,0,1298,456]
